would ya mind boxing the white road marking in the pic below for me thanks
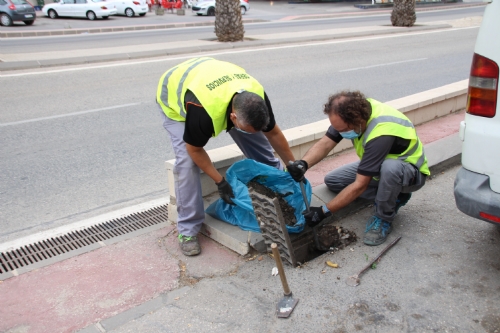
[0,103,140,127]
[339,58,428,72]
[0,26,479,78]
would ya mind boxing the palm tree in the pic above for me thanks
[214,0,245,42]
[391,0,416,27]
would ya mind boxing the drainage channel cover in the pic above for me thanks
[0,204,169,281]
[249,187,297,267]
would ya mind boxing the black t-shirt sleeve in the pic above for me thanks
[357,136,395,177]
[325,125,343,143]
[183,91,214,147]
[182,90,275,146]
[262,92,276,132]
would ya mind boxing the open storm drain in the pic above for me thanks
[0,204,169,280]
[249,187,356,266]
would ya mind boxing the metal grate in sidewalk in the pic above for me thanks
[0,204,169,280]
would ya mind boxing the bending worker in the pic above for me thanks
[288,90,430,246]
[157,57,295,256]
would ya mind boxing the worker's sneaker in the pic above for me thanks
[363,215,392,246]
[178,234,201,256]
[395,193,412,213]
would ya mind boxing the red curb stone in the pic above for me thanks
[0,226,179,333]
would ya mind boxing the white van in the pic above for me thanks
[454,0,500,225]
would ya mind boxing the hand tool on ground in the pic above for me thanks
[271,243,299,318]
[346,236,402,287]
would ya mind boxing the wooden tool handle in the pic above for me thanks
[271,243,291,296]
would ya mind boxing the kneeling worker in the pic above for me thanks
[157,57,295,256]
[288,91,429,246]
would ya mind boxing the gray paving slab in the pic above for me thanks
[94,163,500,332]
[201,212,251,256]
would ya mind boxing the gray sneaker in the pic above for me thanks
[363,215,392,246]
[178,234,201,256]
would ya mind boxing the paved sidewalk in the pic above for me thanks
[0,108,466,333]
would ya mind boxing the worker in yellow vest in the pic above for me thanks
[288,90,430,246]
[157,57,295,256]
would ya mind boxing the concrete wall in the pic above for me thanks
[165,79,468,223]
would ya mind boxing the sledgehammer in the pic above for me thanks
[271,243,299,318]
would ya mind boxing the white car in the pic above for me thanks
[191,0,249,16]
[110,0,147,17]
[454,0,500,225]
[42,0,117,20]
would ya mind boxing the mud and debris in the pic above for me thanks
[247,179,297,226]
[314,224,357,252]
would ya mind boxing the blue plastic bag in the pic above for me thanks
[205,159,312,233]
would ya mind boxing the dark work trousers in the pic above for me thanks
[160,107,283,237]
[324,159,427,222]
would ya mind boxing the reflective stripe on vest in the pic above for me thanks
[353,99,430,176]
[175,57,212,117]
[362,115,414,147]
[157,57,265,137]
[158,57,211,116]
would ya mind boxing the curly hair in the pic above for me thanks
[233,91,270,131]
[323,90,372,126]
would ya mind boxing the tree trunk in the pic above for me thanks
[391,0,416,27]
[214,0,245,42]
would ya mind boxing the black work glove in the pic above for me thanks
[302,206,332,228]
[216,177,235,205]
[287,160,308,182]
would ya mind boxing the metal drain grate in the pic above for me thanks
[0,204,169,279]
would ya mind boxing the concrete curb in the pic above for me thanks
[0,19,266,38]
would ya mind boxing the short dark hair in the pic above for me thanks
[323,90,372,126]
[233,91,270,131]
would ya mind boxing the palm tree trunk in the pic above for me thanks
[215,0,245,42]
[391,0,416,27]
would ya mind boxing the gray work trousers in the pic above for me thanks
[160,109,282,237]
[324,159,426,222]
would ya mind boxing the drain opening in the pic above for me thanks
[249,187,357,266]
[0,204,169,277]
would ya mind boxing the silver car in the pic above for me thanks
[0,0,36,26]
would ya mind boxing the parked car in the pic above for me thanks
[42,0,117,20]
[110,0,147,17]
[191,0,248,16]
[0,0,35,26]
[454,0,500,225]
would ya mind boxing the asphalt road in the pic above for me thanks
[0,6,485,53]
[0,24,479,244]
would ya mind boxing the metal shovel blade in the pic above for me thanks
[346,275,360,287]
[276,294,299,318]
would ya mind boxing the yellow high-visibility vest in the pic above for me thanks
[353,99,430,176]
[157,57,265,137]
